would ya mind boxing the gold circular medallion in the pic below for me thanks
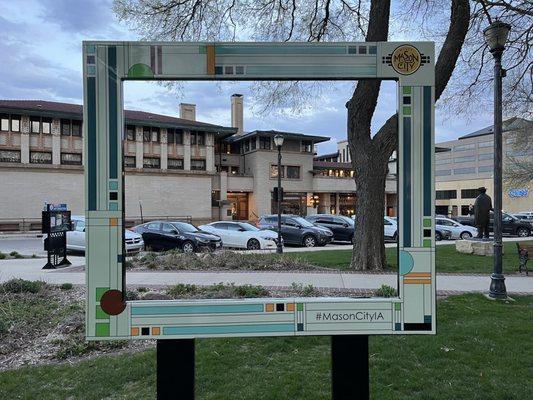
[391,45,421,75]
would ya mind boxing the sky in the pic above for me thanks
[0,0,495,155]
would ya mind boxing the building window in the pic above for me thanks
[478,153,493,161]
[243,139,250,152]
[124,156,136,167]
[478,165,493,173]
[31,117,40,133]
[0,114,9,131]
[435,157,452,165]
[143,126,151,142]
[461,189,479,199]
[125,125,135,141]
[151,127,160,142]
[10,115,20,132]
[250,138,256,150]
[230,166,240,175]
[167,128,183,144]
[61,119,71,135]
[259,137,271,150]
[435,169,451,176]
[478,141,493,148]
[270,164,284,178]
[30,151,52,164]
[71,120,82,137]
[286,165,301,179]
[143,157,160,169]
[168,158,184,170]
[61,153,82,165]
[191,131,205,145]
[302,140,312,153]
[0,150,21,163]
[191,159,206,171]
[454,143,475,152]
[454,167,476,175]
[41,118,52,134]
[454,155,476,163]
[436,190,457,200]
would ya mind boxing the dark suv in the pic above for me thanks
[453,212,532,237]
[305,214,355,243]
[133,221,222,252]
[256,215,333,247]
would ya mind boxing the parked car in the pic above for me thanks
[435,217,478,240]
[256,215,333,247]
[453,211,533,237]
[66,216,144,253]
[305,214,355,243]
[384,216,398,241]
[198,221,281,250]
[132,221,222,252]
[513,213,533,222]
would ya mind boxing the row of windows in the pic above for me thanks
[0,114,21,132]
[436,189,484,200]
[126,126,206,145]
[0,150,82,165]
[315,169,355,178]
[242,138,313,153]
[124,156,206,170]
[436,153,494,165]
[436,165,493,176]
[270,164,301,179]
[454,140,493,152]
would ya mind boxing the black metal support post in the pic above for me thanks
[332,335,369,400]
[157,339,195,400]
[276,144,283,254]
[489,49,507,299]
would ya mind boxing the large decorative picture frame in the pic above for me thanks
[83,41,435,340]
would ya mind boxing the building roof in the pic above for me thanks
[227,129,330,144]
[313,160,352,170]
[314,151,339,160]
[458,117,529,140]
[0,100,237,135]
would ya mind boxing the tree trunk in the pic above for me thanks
[348,0,470,270]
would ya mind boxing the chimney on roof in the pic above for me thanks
[231,94,244,135]
[179,103,196,121]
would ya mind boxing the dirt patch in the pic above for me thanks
[127,250,328,272]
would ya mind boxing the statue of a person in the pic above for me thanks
[473,187,492,239]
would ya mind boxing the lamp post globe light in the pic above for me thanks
[484,20,511,299]
[274,134,284,254]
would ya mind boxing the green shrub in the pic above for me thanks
[1,279,46,294]
[233,284,269,298]
[375,284,397,298]
[291,282,318,296]
[0,252,6,260]
[9,251,23,258]
[60,283,74,291]
[167,284,198,297]
[137,286,149,293]
[125,290,140,300]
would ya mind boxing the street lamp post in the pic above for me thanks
[274,134,284,254]
[484,20,511,299]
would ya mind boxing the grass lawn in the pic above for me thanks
[1,294,531,399]
[286,240,531,274]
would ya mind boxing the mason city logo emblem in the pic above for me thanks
[382,45,430,75]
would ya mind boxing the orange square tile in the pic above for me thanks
[109,218,118,226]
[152,327,161,335]
[131,327,139,336]
[286,303,295,312]
[265,303,274,312]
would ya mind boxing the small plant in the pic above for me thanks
[0,252,6,260]
[167,284,198,297]
[0,279,46,294]
[31,254,37,258]
[137,286,149,293]
[125,290,140,300]
[60,283,74,291]
[9,251,23,259]
[291,282,317,297]
[375,284,397,298]
[0,317,8,335]
[233,284,269,298]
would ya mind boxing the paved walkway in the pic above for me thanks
[0,257,531,294]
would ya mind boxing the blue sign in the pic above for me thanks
[508,189,529,198]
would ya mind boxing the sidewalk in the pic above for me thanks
[0,257,531,294]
